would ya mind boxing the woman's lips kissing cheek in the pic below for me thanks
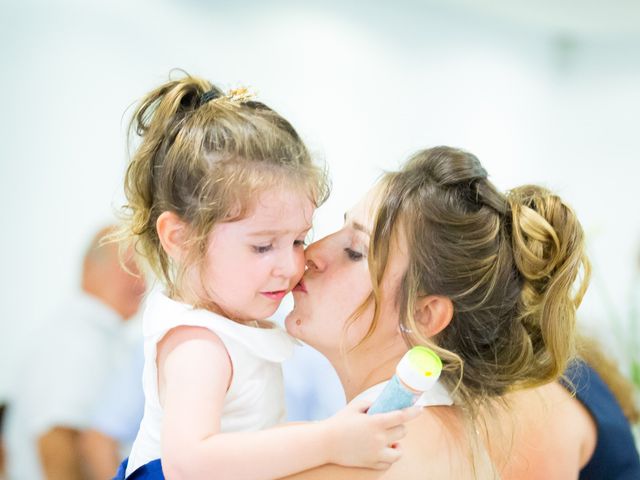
[292,279,307,293]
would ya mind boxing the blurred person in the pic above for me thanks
[4,225,145,480]
[78,346,144,480]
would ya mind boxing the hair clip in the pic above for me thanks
[226,87,255,103]
[199,89,221,106]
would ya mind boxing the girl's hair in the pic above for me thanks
[119,73,329,297]
[366,146,590,406]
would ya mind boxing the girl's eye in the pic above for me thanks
[293,239,307,248]
[252,244,273,254]
[344,248,364,261]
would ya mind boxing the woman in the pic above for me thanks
[284,146,639,478]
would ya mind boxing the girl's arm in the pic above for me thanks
[158,326,418,480]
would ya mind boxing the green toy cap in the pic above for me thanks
[397,346,443,392]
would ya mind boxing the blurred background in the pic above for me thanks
[1,0,639,476]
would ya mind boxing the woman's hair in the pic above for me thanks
[367,146,590,405]
[118,73,329,297]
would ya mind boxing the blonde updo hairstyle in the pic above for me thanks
[367,146,590,406]
[120,73,329,300]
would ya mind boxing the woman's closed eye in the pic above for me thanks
[344,247,364,261]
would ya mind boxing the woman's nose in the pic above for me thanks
[305,257,320,272]
[304,239,327,273]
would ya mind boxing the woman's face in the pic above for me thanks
[286,186,407,356]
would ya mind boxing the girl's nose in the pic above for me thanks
[273,247,303,279]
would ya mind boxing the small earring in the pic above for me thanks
[398,323,413,334]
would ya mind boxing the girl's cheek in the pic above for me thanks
[294,253,306,279]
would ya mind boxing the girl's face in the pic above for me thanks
[286,186,407,355]
[198,188,314,323]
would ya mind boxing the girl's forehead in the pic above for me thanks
[241,188,315,232]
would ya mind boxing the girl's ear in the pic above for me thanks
[413,295,453,338]
[156,211,189,261]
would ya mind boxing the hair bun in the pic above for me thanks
[508,185,564,282]
[508,184,590,379]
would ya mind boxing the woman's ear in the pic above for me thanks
[156,211,189,261]
[414,295,453,337]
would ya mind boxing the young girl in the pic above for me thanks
[115,74,418,479]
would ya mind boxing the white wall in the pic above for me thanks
[1,0,639,398]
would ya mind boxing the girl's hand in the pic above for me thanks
[321,399,422,470]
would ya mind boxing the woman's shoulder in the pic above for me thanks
[400,407,493,479]
[281,407,486,480]
[494,382,595,479]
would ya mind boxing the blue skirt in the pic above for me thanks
[113,458,164,479]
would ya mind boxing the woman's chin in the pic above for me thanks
[284,310,303,337]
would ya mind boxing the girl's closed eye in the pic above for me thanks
[294,239,307,248]
[252,244,273,254]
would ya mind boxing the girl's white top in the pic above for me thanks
[126,291,297,476]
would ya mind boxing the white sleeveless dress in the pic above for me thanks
[126,291,297,476]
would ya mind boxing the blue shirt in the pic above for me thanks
[561,360,640,480]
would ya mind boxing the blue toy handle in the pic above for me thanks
[367,375,420,415]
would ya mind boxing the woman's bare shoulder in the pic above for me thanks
[401,407,490,479]
[281,407,482,480]
[494,382,595,479]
